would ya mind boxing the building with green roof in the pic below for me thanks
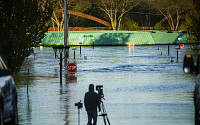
[41,30,187,46]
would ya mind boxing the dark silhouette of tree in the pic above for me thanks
[0,0,54,74]
[186,0,200,45]
[147,0,191,30]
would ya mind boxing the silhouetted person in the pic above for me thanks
[84,84,100,125]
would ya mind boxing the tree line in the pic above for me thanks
[0,0,199,74]
[50,0,192,31]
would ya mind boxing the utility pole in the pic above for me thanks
[64,0,69,66]
[149,5,151,29]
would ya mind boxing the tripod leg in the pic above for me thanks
[78,109,80,125]
[100,105,107,125]
[101,102,110,125]
[106,116,110,125]
[103,117,107,125]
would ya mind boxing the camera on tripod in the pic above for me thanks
[75,100,83,109]
[96,85,110,125]
[96,85,104,98]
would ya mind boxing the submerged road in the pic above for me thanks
[15,45,198,125]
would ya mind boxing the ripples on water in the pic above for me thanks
[14,45,198,125]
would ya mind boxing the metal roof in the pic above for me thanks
[41,30,187,45]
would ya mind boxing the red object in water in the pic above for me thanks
[180,44,184,49]
[129,44,134,48]
[67,63,77,74]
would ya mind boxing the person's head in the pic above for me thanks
[89,84,94,92]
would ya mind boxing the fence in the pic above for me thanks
[48,27,172,31]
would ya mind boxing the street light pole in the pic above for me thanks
[175,46,180,62]
[79,42,82,55]
[167,41,170,55]
[60,52,62,84]
[91,38,95,49]
[72,47,77,60]
[53,45,70,84]
[53,46,57,58]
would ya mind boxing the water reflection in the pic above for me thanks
[129,47,134,57]
[14,45,199,125]
[65,74,77,84]
[26,97,32,124]
[59,84,70,125]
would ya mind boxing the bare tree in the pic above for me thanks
[96,0,139,30]
[149,0,191,30]
[49,0,64,31]
[50,0,93,31]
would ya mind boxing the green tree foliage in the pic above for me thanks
[0,0,53,74]
[186,0,200,44]
[69,0,93,27]
[178,22,187,31]
[120,16,139,30]
[154,22,163,30]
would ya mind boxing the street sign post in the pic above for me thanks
[67,63,77,74]
[26,61,31,96]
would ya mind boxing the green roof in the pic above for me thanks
[41,30,187,45]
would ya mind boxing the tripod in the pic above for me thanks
[96,85,110,125]
[75,100,83,125]
[77,107,80,125]
[99,101,110,125]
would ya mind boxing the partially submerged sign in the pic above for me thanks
[26,61,31,70]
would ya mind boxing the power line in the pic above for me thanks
[127,11,162,15]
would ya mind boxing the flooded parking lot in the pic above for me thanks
[14,45,198,125]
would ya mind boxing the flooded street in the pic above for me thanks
[15,45,198,125]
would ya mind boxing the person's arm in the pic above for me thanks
[84,93,88,111]
[97,95,101,112]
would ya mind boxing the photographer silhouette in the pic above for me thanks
[84,84,100,125]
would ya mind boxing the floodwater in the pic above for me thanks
[14,45,198,125]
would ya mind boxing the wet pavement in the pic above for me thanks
[14,45,198,125]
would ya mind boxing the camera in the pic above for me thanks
[75,100,83,109]
[96,85,103,90]
[96,85,104,98]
